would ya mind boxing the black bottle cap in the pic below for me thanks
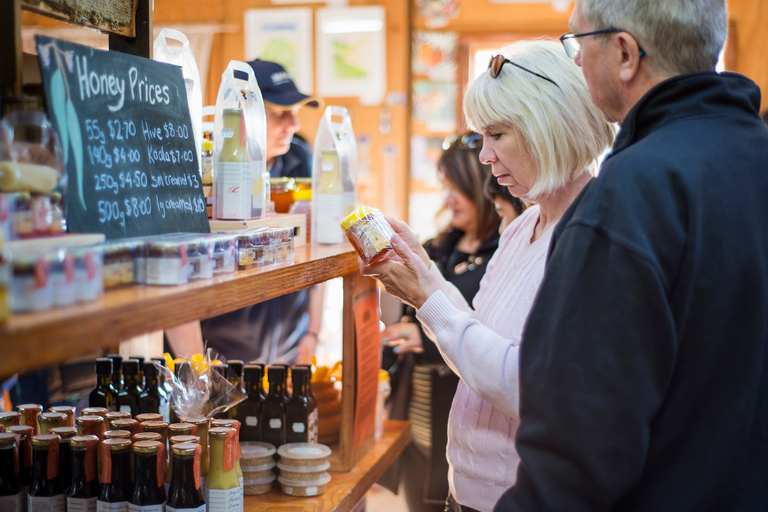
[291,366,310,385]
[243,364,263,385]
[96,358,113,374]
[151,357,166,367]
[134,356,145,368]
[227,360,244,380]
[267,365,286,382]
[108,354,123,368]
[122,359,140,376]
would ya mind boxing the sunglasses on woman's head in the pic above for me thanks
[487,54,560,88]
[443,132,483,151]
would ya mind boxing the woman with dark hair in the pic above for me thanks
[382,131,500,512]
[483,167,526,233]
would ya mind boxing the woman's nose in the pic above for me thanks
[479,141,495,164]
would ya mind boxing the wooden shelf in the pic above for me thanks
[0,244,358,379]
[248,420,410,511]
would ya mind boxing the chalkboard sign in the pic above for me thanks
[36,36,210,239]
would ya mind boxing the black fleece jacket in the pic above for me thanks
[497,72,768,511]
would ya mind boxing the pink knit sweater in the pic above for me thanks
[416,205,552,512]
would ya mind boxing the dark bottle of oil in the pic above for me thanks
[166,443,206,511]
[28,434,66,511]
[237,365,264,442]
[117,359,143,416]
[107,354,124,394]
[261,366,287,447]
[8,425,33,503]
[89,358,118,411]
[67,434,100,511]
[138,362,170,422]
[130,441,166,511]
[294,364,318,442]
[285,367,315,443]
[0,433,22,511]
[225,360,244,421]
[98,438,132,509]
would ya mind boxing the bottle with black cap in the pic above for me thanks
[117,359,143,416]
[237,365,264,442]
[107,354,124,394]
[0,433,22,511]
[89,358,118,410]
[285,366,314,443]
[139,361,170,422]
[261,366,287,447]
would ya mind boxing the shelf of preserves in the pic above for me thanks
[248,420,409,511]
[0,244,358,379]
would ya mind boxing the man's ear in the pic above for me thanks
[616,32,643,83]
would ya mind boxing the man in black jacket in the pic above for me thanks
[496,0,768,510]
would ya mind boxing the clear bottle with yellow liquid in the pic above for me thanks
[213,109,252,220]
[206,428,242,512]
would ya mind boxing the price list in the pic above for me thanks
[36,35,210,238]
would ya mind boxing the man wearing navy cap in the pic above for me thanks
[171,60,324,364]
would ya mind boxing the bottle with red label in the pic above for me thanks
[17,404,42,436]
[0,412,21,429]
[49,427,76,494]
[129,441,166,512]
[97,438,132,511]
[67,435,100,512]
[166,443,205,512]
[28,434,65,511]
[8,425,33,506]
[0,433,22,511]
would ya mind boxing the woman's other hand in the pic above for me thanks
[359,234,438,309]
[385,216,431,268]
[381,322,423,354]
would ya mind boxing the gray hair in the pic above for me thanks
[581,0,728,76]
[464,40,615,200]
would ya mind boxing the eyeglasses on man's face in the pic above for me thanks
[487,54,560,88]
[559,29,646,60]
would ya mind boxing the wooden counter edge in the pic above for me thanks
[247,420,410,512]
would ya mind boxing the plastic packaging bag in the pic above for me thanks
[212,61,267,221]
[153,28,203,177]
[157,349,247,419]
[312,106,358,245]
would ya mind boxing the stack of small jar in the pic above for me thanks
[276,443,332,497]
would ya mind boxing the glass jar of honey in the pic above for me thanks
[269,177,296,214]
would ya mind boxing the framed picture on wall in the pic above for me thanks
[244,8,314,95]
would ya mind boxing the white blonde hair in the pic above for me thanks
[464,40,615,200]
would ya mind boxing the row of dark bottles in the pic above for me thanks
[89,355,170,420]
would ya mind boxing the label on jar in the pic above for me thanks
[291,422,306,434]
[96,501,128,512]
[67,497,97,512]
[315,194,345,244]
[0,493,22,512]
[76,252,103,301]
[268,418,281,429]
[188,255,214,281]
[11,259,53,312]
[216,162,252,220]
[145,257,187,286]
[166,507,206,512]
[28,495,65,512]
[51,253,77,307]
[245,416,257,427]
[128,504,164,512]
[206,488,241,512]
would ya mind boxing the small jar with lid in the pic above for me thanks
[341,205,395,265]
[186,237,214,281]
[17,403,43,435]
[144,240,189,286]
[37,412,65,435]
[71,245,103,302]
[111,418,139,436]
[132,432,163,444]
[10,252,52,312]
[208,234,238,274]
[48,406,75,428]
[290,178,312,244]
[135,413,163,424]
[0,412,20,429]
[168,423,198,438]
[101,238,142,288]
[269,177,296,214]
[49,248,77,307]
[104,411,132,431]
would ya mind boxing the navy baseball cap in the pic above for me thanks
[246,59,321,109]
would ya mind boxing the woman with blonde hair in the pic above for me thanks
[360,40,614,512]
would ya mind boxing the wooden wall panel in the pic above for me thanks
[727,0,768,112]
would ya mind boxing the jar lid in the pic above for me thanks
[49,406,75,415]
[7,425,32,436]
[133,440,162,454]
[102,438,131,451]
[111,419,138,430]
[0,433,16,446]
[141,421,168,431]
[276,460,331,473]
[70,435,99,449]
[181,416,210,427]
[277,443,331,460]
[172,442,199,456]
[105,411,131,421]
[241,442,276,459]
[16,403,43,412]
[169,435,200,445]
[135,414,163,423]
[104,430,131,439]
[241,460,276,472]
[80,407,108,417]
[208,427,235,438]
[31,434,59,447]
[132,432,162,443]
[277,471,332,487]
[211,419,236,429]
[49,427,77,439]
[77,415,103,425]
[168,423,196,434]
[38,412,65,424]
[0,412,21,421]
